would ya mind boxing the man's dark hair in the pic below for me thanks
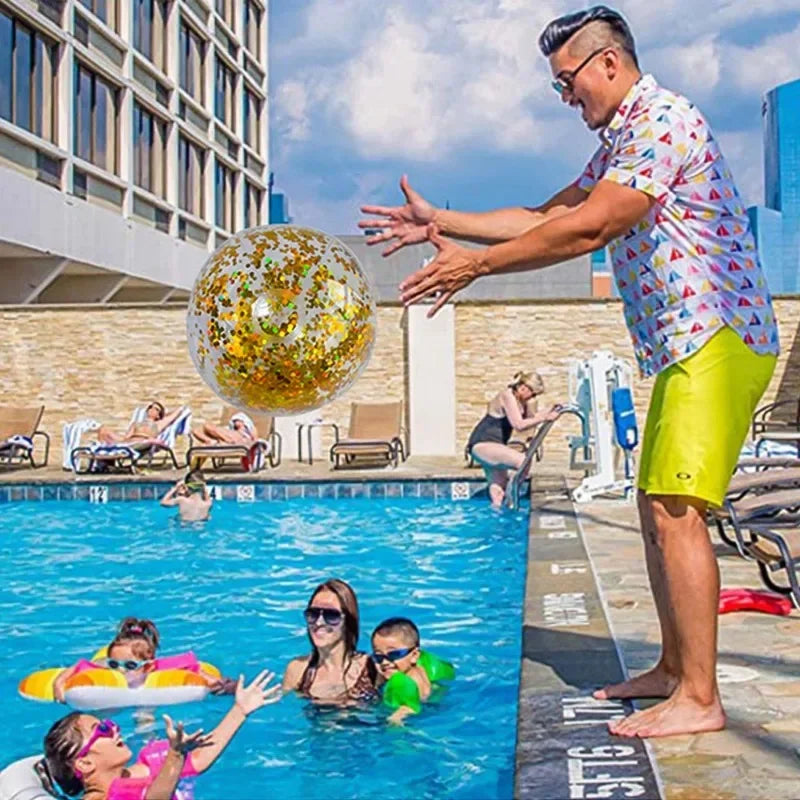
[538,6,639,69]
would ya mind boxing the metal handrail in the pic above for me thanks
[504,403,588,510]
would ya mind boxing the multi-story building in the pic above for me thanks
[0,0,268,303]
[760,77,800,294]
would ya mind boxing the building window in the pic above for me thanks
[243,180,261,227]
[243,0,260,58]
[134,0,167,71]
[178,134,205,216]
[133,101,167,198]
[77,0,117,31]
[214,57,235,129]
[179,21,204,103]
[0,11,57,142]
[74,63,118,173]
[243,88,260,152]
[215,0,233,29]
[215,161,236,231]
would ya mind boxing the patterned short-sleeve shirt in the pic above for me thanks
[577,73,779,377]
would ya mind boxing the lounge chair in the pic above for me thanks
[68,406,190,474]
[330,402,406,469]
[0,405,50,469]
[185,407,281,472]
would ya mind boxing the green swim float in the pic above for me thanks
[382,651,455,712]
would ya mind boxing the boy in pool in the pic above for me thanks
[371,617,431,725]
[160,470,212,522]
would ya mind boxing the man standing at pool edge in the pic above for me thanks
[358,5,779,738]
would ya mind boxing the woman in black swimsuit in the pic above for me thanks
[282,579,377,705]
[467,371,560,507]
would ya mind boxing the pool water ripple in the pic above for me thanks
[1,495,526,800]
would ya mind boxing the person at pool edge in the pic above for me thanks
[36,670,279,800]
[160,469,212,522]
[466,371,560,508]
[358,5,778,738]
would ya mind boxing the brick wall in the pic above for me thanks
[1,299,797,462]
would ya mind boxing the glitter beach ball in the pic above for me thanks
[186,225,377,415]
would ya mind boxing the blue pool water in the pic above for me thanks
[0,493,528,799]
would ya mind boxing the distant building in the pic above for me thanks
[269,191,290,224]
[748,206,784,293]
[762,78,800,293]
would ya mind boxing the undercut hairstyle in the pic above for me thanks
[372,617,420,647]
[538,6,639,69]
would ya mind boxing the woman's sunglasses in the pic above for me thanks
[74,719,120,775]
[371,647,413,664]
[304,606,344,626]
[106,657,152,672]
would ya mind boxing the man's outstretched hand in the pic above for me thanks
[359,175,436,256]
[399,225,484,317]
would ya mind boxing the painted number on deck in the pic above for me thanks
[543,592,589,627]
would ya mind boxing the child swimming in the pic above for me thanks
[371,617,432,725]
[160,470,212,522]
[36,670,279,800]
[53,618,233,703]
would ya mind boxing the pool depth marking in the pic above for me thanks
[514,481,662,800]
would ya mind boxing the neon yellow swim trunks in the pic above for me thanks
[637,325,776,507]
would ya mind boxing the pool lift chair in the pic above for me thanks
[505,351,639,510]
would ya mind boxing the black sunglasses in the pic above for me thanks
[304,606,344,626]
[552,47,610,96]
[371,647,413,664]
[106,657,152,671]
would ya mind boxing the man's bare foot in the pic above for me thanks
[609,690,725,738]
[593,664,678,700]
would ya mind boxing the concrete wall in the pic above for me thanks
[1,299,798,465]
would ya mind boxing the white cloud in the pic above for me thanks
[725,21,800,94]
[273,80,311,144]
[715,128,764,208]
[645,36,721,99]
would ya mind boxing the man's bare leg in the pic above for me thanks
[594,490,680,700]
[610,494,725,738]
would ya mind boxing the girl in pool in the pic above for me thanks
[36,670,279,800]
[53,618,233,702]
[282,579,378,705]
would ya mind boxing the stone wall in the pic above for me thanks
[1,299,798,463]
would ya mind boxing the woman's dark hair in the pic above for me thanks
[36,712,85,797]
[147,401,165,420]
[108,617,160,658]
[538,5,638,68]
[299,579,360,695]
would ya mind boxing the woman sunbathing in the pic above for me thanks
[97,402,183,448]
[191,413,255,446]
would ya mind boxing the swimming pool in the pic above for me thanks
[0,488,528,799]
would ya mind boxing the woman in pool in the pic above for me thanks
[466,371,561,508]
[97,401,183,448]
[36,670,279,800]
[53,618,233,702]
[282,579,378,705]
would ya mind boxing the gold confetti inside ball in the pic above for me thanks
[187,225,377,415]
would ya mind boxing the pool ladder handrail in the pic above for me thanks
[504,403,588,511]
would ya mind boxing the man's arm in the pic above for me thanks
[432,184,587,244]
[476,181,654,275]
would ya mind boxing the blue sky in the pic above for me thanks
[268,1,800,235]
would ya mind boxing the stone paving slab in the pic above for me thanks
[577,497,800,800]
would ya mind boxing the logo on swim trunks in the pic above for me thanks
[676,472,692,480]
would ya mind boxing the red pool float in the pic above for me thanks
[718,588,793,616]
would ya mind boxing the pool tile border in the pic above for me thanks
[0,478,489,503]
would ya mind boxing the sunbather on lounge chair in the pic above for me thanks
[191,413,255,446]
[97,402,183,448]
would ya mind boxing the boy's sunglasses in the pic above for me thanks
[371,647,413,664]
[106,657,152,672]
[304,606,344,626]
[74,719,120,774]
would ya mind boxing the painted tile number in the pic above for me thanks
[89,486,108,504]
[543,592,589,627]
[236,485,255,502]
[567,744,646,798]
